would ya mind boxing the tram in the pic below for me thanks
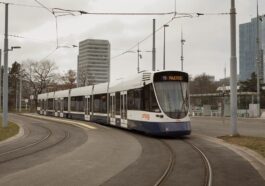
[37,71,191,136]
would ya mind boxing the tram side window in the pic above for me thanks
[128,90,134,110]
[64,97,68,111]
[150,85,160,112]
[77,96,85,112]
[71,96,85,112]
[116,92,120,115]
[57,100,61,112]
[93,94,107,113]
[128,89,142,110]
[48,99,54,110]
[41,100,44,109]
[54,100,57,111]
[71,97,75,111]
[143,84,160,112]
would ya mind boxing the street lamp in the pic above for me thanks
[9,46,21,51]
[163,24,169,70]
[2,46,21,128]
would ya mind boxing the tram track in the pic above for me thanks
[0,125,52,157]
[154,140,175,186]
[0,125,70,164]
[155,139,212,186]
[183,140,212,186]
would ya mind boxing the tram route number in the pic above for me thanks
[162,75,183,81]
[142,114,150,120]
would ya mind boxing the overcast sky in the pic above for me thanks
[0,0,264,81]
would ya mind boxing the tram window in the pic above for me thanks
[45,100,47,110]
[116,92,120,115]
[71,96,85,112]
[93,94,107,113]
[54,100,57,111]
[134,89,142,110]
[128,90,134,110]
[64,98,68,111]
[71,97,75,111]
[128,89,142,110]
[48,99,54,110]
[60,99,64,111]
[85,98,88,114]
[101,94,107,113]
[87,98,92,114]
[143,84,159,112]
[144,85,150,111]
[150,85,160,112]
[41,100,44,109]
[57,100,60,112]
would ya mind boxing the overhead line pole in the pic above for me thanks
[152,19,156,71]
[19,74,22,112]
[230,0,239,136]
[256,0,261,117]
[3,3,9,127]
[0,49,2,111]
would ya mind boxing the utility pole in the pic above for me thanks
[163,24,169,70]
[3,3,9,128]
[137,43,140,73]
[181,28,186,71]
[152,19,156,71]
[19,74,22,112]
[0,49,2,111]
[256,0,261,117]
[230,0,239,136]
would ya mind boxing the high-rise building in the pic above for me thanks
[239,17,265,82]
[77,39,110,86]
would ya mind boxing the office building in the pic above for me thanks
[239,17,265,82]
[77,39,110,86]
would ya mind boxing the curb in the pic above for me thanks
[0,121,24,147]
[194,133,265,181]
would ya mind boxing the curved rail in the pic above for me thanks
[184,140,213,186]
[154,140,175,186]
[0,126,70,164]
[0,125,52,157]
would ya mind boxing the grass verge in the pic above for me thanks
[219,136,265,157]
[0,121,19,142]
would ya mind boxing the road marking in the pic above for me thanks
[22,114,97,130]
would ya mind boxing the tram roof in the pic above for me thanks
[71,86,93,97]
[54,89,69,98]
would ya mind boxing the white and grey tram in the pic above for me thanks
[37,71,191,136]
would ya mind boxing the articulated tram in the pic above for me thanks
[37,71,191,136]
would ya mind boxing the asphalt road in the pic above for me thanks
[191,116,265,137]
[0,114,264,186]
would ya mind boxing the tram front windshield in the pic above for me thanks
[154,81,188,119]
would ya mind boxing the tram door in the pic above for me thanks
[60,98,64,117]
[85,96,91,121]
[121,91,128,128]
[110,93,116,125]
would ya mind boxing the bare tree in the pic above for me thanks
[22,60,58,108]
[62,69,76,89]
[78,69,86,87]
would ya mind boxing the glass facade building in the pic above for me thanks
[77,39,110,86]
[239,17,265,82]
